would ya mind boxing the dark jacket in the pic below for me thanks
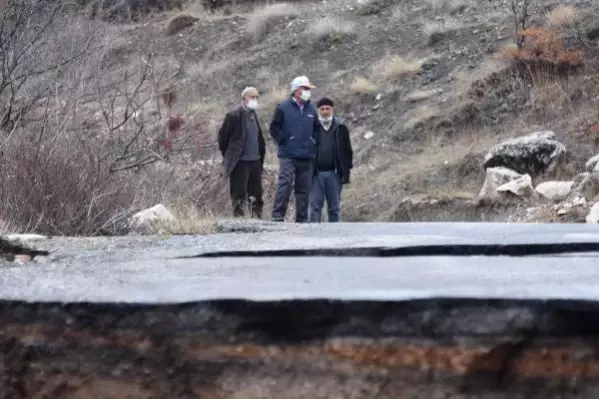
[314,116,354,184]
[269,97,321,159]
[217,105,266,176]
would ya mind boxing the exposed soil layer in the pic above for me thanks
[3,299,599,398]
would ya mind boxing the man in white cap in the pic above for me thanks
[269,76,320,223]
[218,86,266,218]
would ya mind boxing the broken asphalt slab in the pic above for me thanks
[3,222,599,398]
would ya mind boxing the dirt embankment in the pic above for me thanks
[3,299,599,398]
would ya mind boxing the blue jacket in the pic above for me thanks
[269,97,321,159]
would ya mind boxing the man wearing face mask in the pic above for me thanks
[269,76,321,223]
[218,86,266,218]
[309,97,354,223]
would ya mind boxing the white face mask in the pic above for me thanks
[299,90,311,101]
[246,99,258,110]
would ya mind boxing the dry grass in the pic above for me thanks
[403,106,436,130]
[422,19,463,44]
[427,0,468,13]
[372,55,422,81]
[342,129,497,221]
[453,55,509,95]
[529,75,581,118]
[0,219,17,235]
[246,3,298,42]
[545,5,580,28]
[350,76,379,94]
[306,17,356,41]
[162,205,218,235]
[406,88,443,102]
[259,83,289,116]
[165,12,198,35]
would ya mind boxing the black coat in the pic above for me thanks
[217,106,266,176]
[314,117,354,184]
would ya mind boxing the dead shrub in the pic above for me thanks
[545,5,580,29]
[305,17,356,43]
[246,3,298,42]
[372,55,422,81]
[350,76,379,94]
[0,135,136,236]
[501,27,583,67]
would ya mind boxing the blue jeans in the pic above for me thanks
[309,170,342,223]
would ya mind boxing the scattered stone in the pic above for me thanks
[129,204,177,235]
[482,131,566,178]
[535,181,574,202]
[570,172,599,201]
[585,154,599,173]
[557,195,586,214]
[5,234,49,242]
[13,254,32,263]
[571,196,588,207]
[586,203,599,223]
[477,167,523,204]
[363,131,375,140]
[496,174,536,200]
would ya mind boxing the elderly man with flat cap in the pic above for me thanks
[269,76,321,223]
[218,86,266,219]
[309,96,353,223]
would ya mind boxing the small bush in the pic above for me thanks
[422,19,463,45]
[545,5,580,28]
[501,26,583,67]
[166,13,198,35]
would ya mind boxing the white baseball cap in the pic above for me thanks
[290,76,316,93]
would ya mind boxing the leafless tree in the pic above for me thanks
[510,0,530,49]
[0,0,221,235]
[0,0,99,132]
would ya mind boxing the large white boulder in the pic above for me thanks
[483,131,566,178]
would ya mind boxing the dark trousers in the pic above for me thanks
[271,157,313,223]
[229,160,263,219]
[309,170,342,223]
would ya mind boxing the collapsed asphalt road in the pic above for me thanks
[2,222,599,398]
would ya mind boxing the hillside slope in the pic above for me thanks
[2,0,599,233]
